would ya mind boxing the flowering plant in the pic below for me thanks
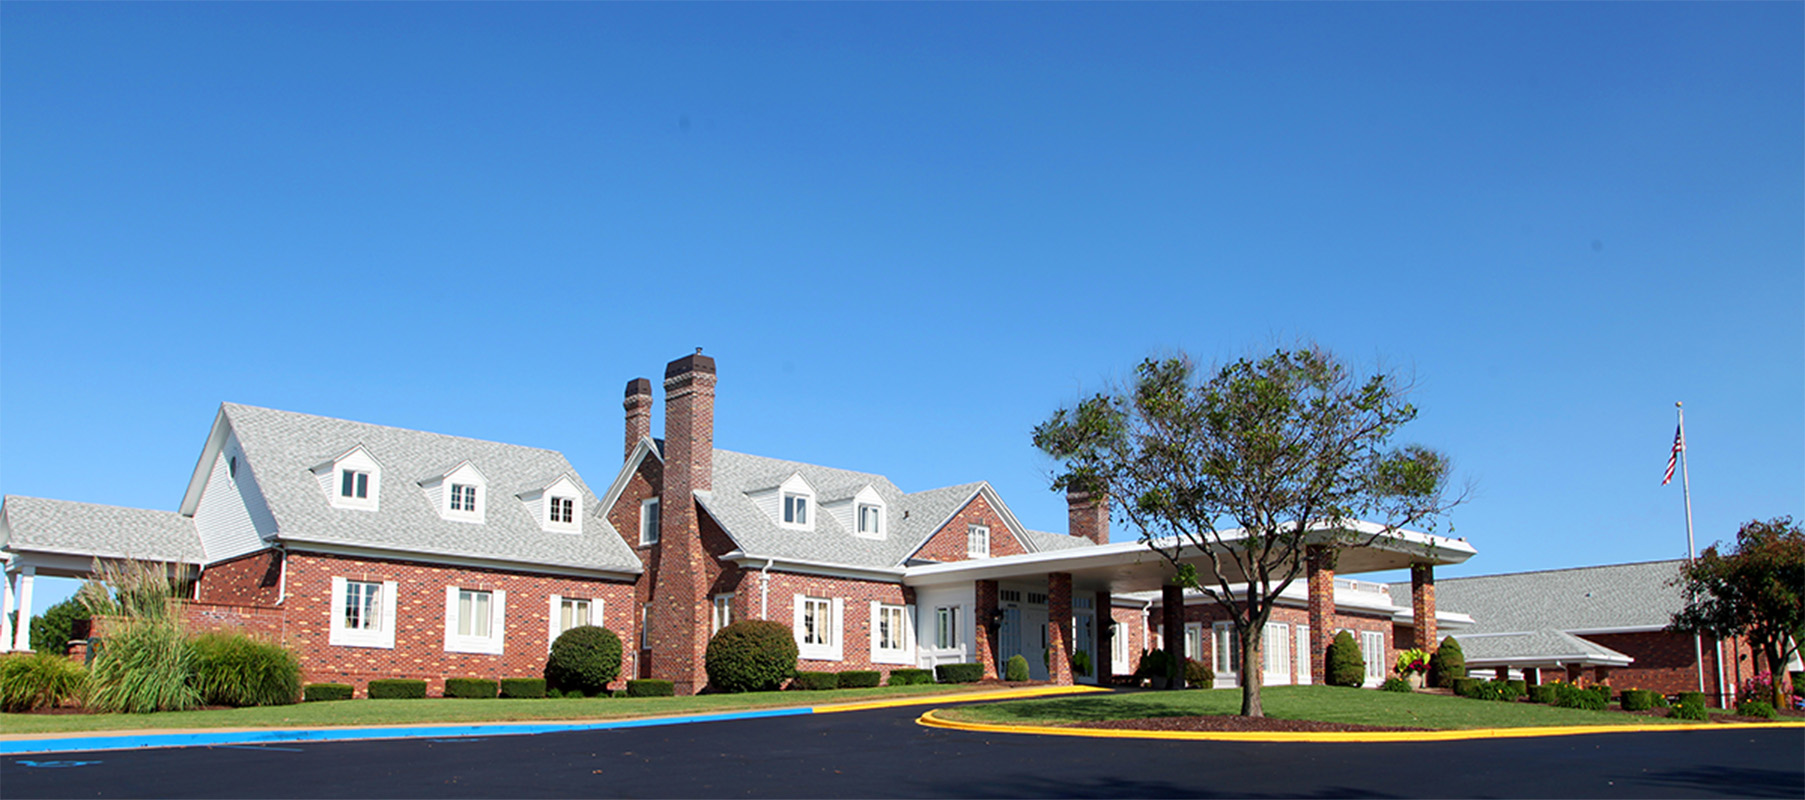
[1394,648,1431,676]
[1742,671,1775,702]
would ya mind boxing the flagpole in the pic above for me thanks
[1675,402,1719,701]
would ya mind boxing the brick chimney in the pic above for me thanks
[1067,488,1109,546]
[650,351,716,694]
[623,378,653,461]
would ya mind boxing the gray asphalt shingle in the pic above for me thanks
[1,496,203,563]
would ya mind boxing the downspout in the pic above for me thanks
[1140,597,1154,652]
[276,546,289,605]
[759,559,775,620]
[1716,638,1730,707]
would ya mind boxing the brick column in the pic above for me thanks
[623,378,653,460]
[1161,583,1185,689]
[974,579,999,679]
[1095,590,1112,685]
[1047,572,1073,686]
[1565,662,1584,684]
[1494,666,1509,681]
[1307,545,1336,684]
[1410,563,1437,652]
[652,353,715,695]
[1593,666,1611,688]
[1066,489,1109,546]
[1523,667,1540,686]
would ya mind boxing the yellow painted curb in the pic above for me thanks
[916,709,1805,743]
[817,685,1110,714]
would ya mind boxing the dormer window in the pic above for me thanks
[451,484,477,512]
[752,472,816,531]
[550,496,575,524]
[341,469,370,499]
[522,474,583,533]
[783,493,809,526]
[314,445,381,511]
[857,503,882,536]
[422,461,486,523]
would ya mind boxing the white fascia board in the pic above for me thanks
[1329,522,1478,565]
[1166,582,1408,616]
[1390,608,1478,626]
[719,550,905,582]
[178,406,234,516]
[597,438,661,518]
[1464,654,1635,667]
[3,543,204,567]
[417,459,482,486]
[278,537,641,581]
[904,538,1166,586]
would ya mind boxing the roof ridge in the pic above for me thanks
[3,494,185,515]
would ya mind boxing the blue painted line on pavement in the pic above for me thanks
[0,706,815,756]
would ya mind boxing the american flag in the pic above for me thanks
[1663,424,1685,485]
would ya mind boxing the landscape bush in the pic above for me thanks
[190,632,301,707]
[1428,636,1465,688]
[1672,695,1709,721]
[1070,649,1092,679]
[1380,677,1413,693]
[1506,679,1527,697]
[792,671,840,691]
[1324,631,1365,688]
[1004,654,1031,682]
[1553,682,1606,711]
[836,670,880,688]
[1734,699,1777,719]
[444,678,498,699]
[1528,684,1560,704]
[704,620,798,693]
[0,652,89,712]
[1676,691,1705,707]
[545,626,623,697]
[1183,657,1213,688]
[935,663,984,684]
[1136,649,1180,687]
[302,683,353,702]
[1450,677,1480,698]
[1621,689,1658,711]
[500,678,546,698]
[81,560,201,714]
[887,668,933,686]
[626,679,673,697]
[367,679,428,699]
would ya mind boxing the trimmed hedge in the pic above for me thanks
[1734,699,1777,719]
[1677,691,1705,707]
[1621,689,1659,711]
[1528,684,1560,704]
[1380,677,1413,693]
[793,671,840,691]
[625,679,673,697]
[1450,677,1480,698]
[935,663,984,684]
[1183,657,1214,688]
[1325,631,1365,688]
[303,683,353,702]
[1004,654,1030,682]
[837,670,881,689]
[545,626,623,696]
[705,620,799,693]
[367,679,427,699]
[887,668,933,686]
[444,678,498,699]
[1553,683,1606,711]
[500,678,546,698]
[1506,679,1527,697]
[1428,637,1465,689]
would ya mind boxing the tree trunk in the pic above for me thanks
[1239,626,1264,718]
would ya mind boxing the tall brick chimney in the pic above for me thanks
[650,351,715,694]
[623,378,653,460]
[1067,488,1109,546]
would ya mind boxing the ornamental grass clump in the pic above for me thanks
[704,620,798,693]
[545,626,623,697]
[80,559,201,714]
[0,652,89,712]
[190,632,301,707]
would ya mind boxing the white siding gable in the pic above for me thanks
[520,474,583,534]
[192,430,278,563]
[312,445,381,512]
[420,461,488,524]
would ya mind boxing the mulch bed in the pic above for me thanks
[1070,716,1430,733]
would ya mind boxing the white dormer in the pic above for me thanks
[311,445,382,512]
[519,474,583,534]
[747,472,816,532]
[823,484,886,540]
[420,461,488,524]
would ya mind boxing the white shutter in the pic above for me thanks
[903,604,916,652]
[828,597,844,661]
[444,586,459,652]
[792,594,806,653]
[488,589,507,655]
[379,580,398,649]
[869,601,880,658]
[548,594,562,652]
[328,577,348,645]
[593,597,606,633]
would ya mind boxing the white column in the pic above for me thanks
[0,571,14,651]
[12,567,35,651]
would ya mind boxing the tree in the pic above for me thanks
[1035,347,1459,717]
[30,590,96,654]
[1667,516,1804,708]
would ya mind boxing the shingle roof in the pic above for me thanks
[1391,560,1687,634]
[1454,629,1634,665]
[222,404,641,575]
[1,496,203,563]
[696,450,1093,569]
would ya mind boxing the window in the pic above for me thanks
[558,598,591,631]
[549,496,575,524]
[444,586,505,655]
[875,605,906,650]
[783,493,809,526]
[640,498,660,545]
[228,456,237,479]
[857,503,882,536]
[712,594,734,634]
[1213,622,1240,676]
[1263,622,1292,684]
[1359,630,1386,685]
[872,602,911,664]
[547,595,600,651]
[1184,623,1204,663]
[801,597,831,646]
[1295,625,1311,685]
[967,524,990,558]
[450,484,478,512]
[794,595,842,661]
[341,469,370,499]
[1112,616,1130,667]
[329,577,396,648]
[935,606,960,649]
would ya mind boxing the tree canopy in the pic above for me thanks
[1034,347,1459,716]
[1667,516,1804,707]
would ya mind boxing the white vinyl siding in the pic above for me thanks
[793,595,843,661]
[328,577,397,648]
[445,586,506,655]
[870,602,913,665]
[192,432,278,562]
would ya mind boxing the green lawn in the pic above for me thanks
[937,685,1717,730]
[0,683,975,736]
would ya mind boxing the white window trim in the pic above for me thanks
[792,594,843,661]
[870,601,913,665]
[547,594,603,651]
[328,576,397,649]
[781,492,812,531]
[444,586,506,655]
[1213,621,1240,686]
[1263,621,1292,686]
[317,445,381,512]
[1295,625,1312,685]
[712,594,734,634]
[967,524,990,558]
[640,498,661,546]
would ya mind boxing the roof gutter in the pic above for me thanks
[277,537,643,582]
[720,551,905,583]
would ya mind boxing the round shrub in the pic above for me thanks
[1325,631,1365,687]
[0,652,89,712]
[545,625,623,696]
[1183,657,1213,688]
[1381,677,1413,693]
[1672,697,1709,721]
[191,632,302,707]
[1554,683,1606,711]
[1005,654,1031,682]
[704,620,798,693]
[1428,636,1465,689]
[1621,689,1658,711]
[1528,684,1560,704]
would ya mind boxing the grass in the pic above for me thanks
[0,683,977,736]
[937,685,1721,730]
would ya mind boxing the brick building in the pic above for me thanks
[1,352,1476,697]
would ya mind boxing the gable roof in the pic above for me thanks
[1393,559,1687,634]
[1453,629,1634,666]
[203,403,641,576]
[1,496,203,564]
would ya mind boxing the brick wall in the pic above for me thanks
[1586,631,1738,699]
[910,494,1029,562]
[196,549,283,606]
[1169,601,1394,685]
[756,571,911,675]
[179,601,288,642]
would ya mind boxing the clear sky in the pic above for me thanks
[3,3,1800,616]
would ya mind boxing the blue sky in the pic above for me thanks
[4,3,1800,616]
